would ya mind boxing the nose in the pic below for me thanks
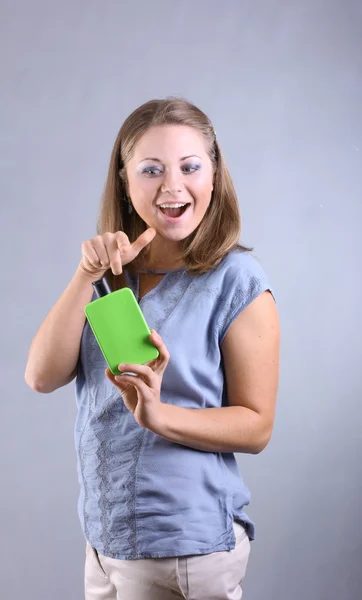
[161,169,183,194]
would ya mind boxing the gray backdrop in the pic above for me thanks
[1,1,361,598]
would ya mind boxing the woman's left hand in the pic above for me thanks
[105,330,170,431]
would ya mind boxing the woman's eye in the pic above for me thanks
[181,164,201,174]
[142,166,163,176]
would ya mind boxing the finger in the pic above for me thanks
[81,254,99,274]
[130,228,156,258]
[114,373,150,396]
[105,368,120,385]
[115,231,130,247]
[105,368,132,394]
[144,358,158,371]
[118,363,156,387]
[92,236,110,268]
[115,231,134,266]
[82,241,104,269]
[103,233,123,275]
[148,330,170,374]
[108,249,123,275]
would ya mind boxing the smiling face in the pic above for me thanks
[126,125,214,243]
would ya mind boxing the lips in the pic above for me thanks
[159,204,189,218]
[156,203,191,223]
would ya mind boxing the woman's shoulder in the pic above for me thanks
[207,250,273,342]
[192,248,271,311]
[210,248,269,285]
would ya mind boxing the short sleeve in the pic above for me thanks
[218,253,273,344]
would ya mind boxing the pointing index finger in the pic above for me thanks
[131,228,156,256]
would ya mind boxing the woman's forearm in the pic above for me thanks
[153,404,272,454]
[25,265,94,393]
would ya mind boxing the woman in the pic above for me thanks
[25,98,280,599]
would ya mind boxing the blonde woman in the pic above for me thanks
[25,98,280,600]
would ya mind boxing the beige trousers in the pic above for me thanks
[84,522,251,600]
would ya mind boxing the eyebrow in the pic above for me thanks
[140,155,201,163]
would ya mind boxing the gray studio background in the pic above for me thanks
[1,1,361,599]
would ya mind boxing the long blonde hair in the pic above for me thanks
[97,98,250,288]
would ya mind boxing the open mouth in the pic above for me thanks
[158,203,191,219]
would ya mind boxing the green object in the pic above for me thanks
[84,287,159,375]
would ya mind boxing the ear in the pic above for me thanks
[212,166,217,190]
[123,176,130,197]
[118,168,130,196]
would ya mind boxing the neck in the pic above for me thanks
[143,236,184,271]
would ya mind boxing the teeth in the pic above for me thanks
[159,203,187,208]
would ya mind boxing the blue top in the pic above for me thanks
[75,249,272,560]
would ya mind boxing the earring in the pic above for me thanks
[126,196,133,214]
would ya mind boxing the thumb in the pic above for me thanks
[131,228,156,257]
[105,368,130,393]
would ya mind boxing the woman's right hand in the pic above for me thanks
[78,228,156,280]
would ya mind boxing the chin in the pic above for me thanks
[160,220,200,237]
[157,229,190,242]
